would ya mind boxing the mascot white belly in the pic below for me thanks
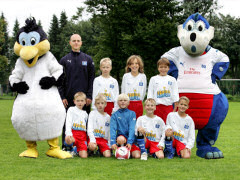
[10,52,66,141]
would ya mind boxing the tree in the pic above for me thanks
[0,13,9,58]
[85,0,182,81]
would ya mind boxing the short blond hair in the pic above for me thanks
[144,98,156,106]
[74,92,86,100]
[125,55,144,73]
[100,57,112,66]
[157,57,170,68]
[179,96,190,105]
[95,94,107,104]
[117,93,130,102]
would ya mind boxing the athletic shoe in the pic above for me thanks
[141,152,148,160]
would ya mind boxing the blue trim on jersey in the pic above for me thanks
[168,60,178,79]
[211,62,230,83]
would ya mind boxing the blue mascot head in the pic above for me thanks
[177,13,214,56]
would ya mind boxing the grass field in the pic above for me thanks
[0,99,239,180]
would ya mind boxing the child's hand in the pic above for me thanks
[88,142,96,150]
[165,128,173,137]
[111,144,118,150]
[126,144,132,150]
[137,127,145,135]
[158,145,163,150]
[65,136,75,145]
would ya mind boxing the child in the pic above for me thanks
[65,92,88,158]
[121,55,147,119]
[110,93,141,159]
[147,57,179,123]
[136,98,165,160]
[165,96,195,159]
[92,58,119,116]
[87,94,111,157]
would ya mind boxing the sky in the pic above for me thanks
[0,0,240,36]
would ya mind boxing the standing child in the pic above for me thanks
[136,98,165,160]
[65,92,88,158]
[110,94,141,159]
[92,58,119,116]
[147,57,179,123]
[88,94,111,157]
[121,55,147,119]
[165,96,195,159]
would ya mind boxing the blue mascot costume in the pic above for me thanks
[162,13,229,159]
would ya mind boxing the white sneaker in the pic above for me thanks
[141,152,148,160]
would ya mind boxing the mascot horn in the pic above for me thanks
[9,17,72,159]
[162,13,229,159]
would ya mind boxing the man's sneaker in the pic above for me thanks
[141,152,148,160]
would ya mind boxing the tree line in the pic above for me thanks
[0,0,239,95]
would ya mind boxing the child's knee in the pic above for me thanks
[132,151,141,159]
[79,151,88,158]
[156,150,164,159]
[103,150,111,158]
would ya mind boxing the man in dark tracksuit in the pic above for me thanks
[58,34,95,149]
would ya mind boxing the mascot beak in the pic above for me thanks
[14,40,50,68]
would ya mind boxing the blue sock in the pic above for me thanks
[137,138,146,154]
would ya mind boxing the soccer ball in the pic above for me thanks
[115,146,130,160]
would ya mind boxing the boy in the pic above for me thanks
[110,94,141,159]
[165,96,195,159]
[65,92,88,158]
[87,94,111,157]
[136,98,165,160]
[92,58,119,115]
[147,58,179,123]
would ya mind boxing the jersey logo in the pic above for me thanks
[168,81,172,85]
[139,82,143,86]
[105,122,110,126]
[201,64,206,69]
[184,124,189,129]
[82,61,87,66]
[155,124,160,128]
[180,62,185,66]
[110,84,114,89]
[67,59,71,63]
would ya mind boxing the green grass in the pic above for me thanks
[0,100,239,180]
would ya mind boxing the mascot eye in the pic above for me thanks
[185,20,194,31]
[196,21,206,32]
[188,25,192,31]
[21,39,26,46]
[31,38,36,45]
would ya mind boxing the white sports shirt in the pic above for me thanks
[147,75,179,105]
[135,115,165,147]
[166,112,195,149]
[121,72,147,101]
[87,110,111,144]
[65,106,88,136]
[92,75,119,111]
[161,46,229,94]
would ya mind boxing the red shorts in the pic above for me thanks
[172,139,186,155]
[95,138,110,153]
[117,135,140,153]
[145,138,161,154]
[155,104,173,123]
[104,102,114,116]
[128,101,143,119]
[72,130,87,152]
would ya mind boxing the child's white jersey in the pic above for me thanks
[121,72,147,101]
[92,75,119,111]
[147,75,179,105]
[87,110,111,144]
[135,115,165,147]
[65,106,88,136]
[166,112,195,149]
[161,46,229,94]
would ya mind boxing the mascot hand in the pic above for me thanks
[12,82,29,94]
[39,76,56,89]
